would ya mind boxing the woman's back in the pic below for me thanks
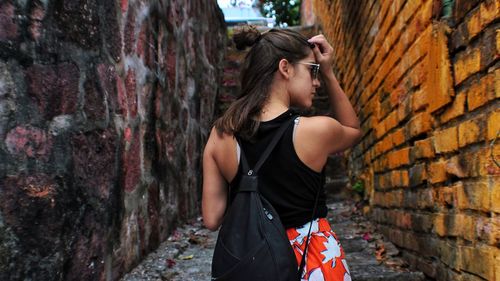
[230,110,327,228]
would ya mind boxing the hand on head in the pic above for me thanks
[308,35,334,75]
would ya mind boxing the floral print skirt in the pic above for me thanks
[286,218,351,281]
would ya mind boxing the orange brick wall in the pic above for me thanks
[313,0,499,280]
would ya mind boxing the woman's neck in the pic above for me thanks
[259,95,289,121]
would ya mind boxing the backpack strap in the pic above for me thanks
[239,116,295,177]
[298,181,322,278]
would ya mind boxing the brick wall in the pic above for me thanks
[0,0,225,280]
[313,0,499,280]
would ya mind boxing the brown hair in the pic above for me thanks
[214,26,313,140]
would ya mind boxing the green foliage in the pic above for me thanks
[352,180,364,194]
[259,0,301,27]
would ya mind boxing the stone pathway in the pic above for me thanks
[121,201,428,281]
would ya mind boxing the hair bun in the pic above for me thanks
[233,25,262,50]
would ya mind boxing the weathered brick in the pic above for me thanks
[497,254,500,281]
[453,0,482,23]
[406,112,433,138]
[411,212,434,233]
[460,214,478,242]
[478,215,500,246]
[461,145,500,177]
[374,135,393,156]
[467,6,482,39]
[384,110,399,132]
[433,126,458,153]
[446,155,468,178]
[436,183,459,209]
[467,73,495,111]
[373,157,387,173]
[427,159,448,183]
[434,213,462,237]
[391,128,406,146]
[397,94,412,122]
[374,119,386,140]
[480,0,500,28]
[457,180,491,211]
[440,92,466,123]
[388,190,404,207]
[395,210,412,229]
[496,67,500,98]
[492,176,500,213]
[426,22,454,113]
[411,88,428,112]
[409,163,426,187]
[480,25,499,69]
[389,85,406,108]
[439,240,462,270]
[387,147,411,169]
[450,20,468,51]
[460,245,497,280]
[482,143,500,176]
[453,47,481,85]
[417,188,435,209]
[373,191,386,206]
[390,169,410,188]
[412,138,435,159]
[486,109,499,139]
[458,118,483,147]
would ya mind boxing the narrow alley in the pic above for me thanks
[0,0,498,281]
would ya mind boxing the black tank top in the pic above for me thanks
[230,109,328,229]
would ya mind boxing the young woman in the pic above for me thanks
[202,26,361,281]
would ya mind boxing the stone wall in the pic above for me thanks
[0,0,225,280]
[313,0,499,280]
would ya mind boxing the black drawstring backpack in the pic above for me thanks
[211,117,320,281]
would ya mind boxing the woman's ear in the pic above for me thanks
[278,58,292,79]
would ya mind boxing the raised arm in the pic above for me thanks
[309,34,361,131]
[295,35,362,161]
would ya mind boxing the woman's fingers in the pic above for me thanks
[309,34,334,70]
[308,35,332,53]
[311,44,323,59]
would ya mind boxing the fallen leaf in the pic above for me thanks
[375,243,386,261]
[166,258,176,268]
[189,234,207,245]
[180,254,194,260]
[362,232,372,241]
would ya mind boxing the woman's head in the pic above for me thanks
[215,26,317,139]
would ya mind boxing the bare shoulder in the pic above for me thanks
[204,127,239,182]
[297,115,343,138]
[296,115,361,155]
[205,127,236,152]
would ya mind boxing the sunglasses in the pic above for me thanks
[296,62,320,80]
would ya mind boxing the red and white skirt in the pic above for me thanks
[286,218,351,281]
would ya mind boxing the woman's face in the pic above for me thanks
[288,52,321,108]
